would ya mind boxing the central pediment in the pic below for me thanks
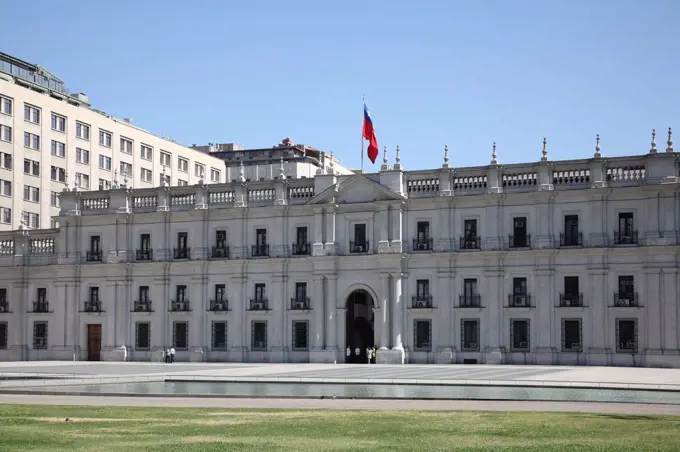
[307,174,405,205]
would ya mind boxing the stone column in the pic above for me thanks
[312,275,325,349]
[228,276,245,362]
[378,274,390,350]
[435,271,453,363]
[587,270,609,365]
[484,271,503,364]
[269,275,286,362]
[534,269,555,365]
[325,275,338,352]
[390,273,405,363]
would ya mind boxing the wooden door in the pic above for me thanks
[87,324,102,361]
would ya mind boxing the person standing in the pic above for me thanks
[170,346,176,363]
[366,347,372,364]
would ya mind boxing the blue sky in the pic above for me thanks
[1,0,678,170]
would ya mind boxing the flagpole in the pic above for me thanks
[361,94,364,173]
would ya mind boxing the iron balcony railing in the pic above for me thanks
[508,293,531,307]
[559,292,584,307]
[32,300,49,312]
[82,300,103,312]
[0,300,8,313]
[86,250,102,262]
[211,246,230,259]
[249,298,269,310]
[614,230,639,245]
[459,236,480,250]
[560,232,583,247]
[508,234,531,248]
[252,244,270,257]
[292,243,310,256]
[170,299,191,311]
[208,299,229,311]
[173,247,191,260]
[613,292,639,307]
[458,294,482,308]
[132,300,153,312]
[411,295,433,308]
[349,240,369,254]
[290,297,311,309]
[136,249,153,261]
[412,238,433,251]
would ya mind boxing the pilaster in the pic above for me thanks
[484,269,504,364]
[435,269,453,363]
[534,268,556,364]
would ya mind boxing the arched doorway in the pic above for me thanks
[345,289,375,363]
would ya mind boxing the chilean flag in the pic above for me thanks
[362,103,379,164]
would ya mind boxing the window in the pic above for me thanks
[141,168,152,183]
[1,180,11,197]
[90,235,101,254]
[513,277,527,295]
[135,322,150,350]
[296,226,308,245]
[99,154,112,171]
[210,168,220,183]
[89,286,100,302]
[98,179,111,191]
[75,173,90,189]
[461,278,478,307]
[512,217,528,247]
[353,224,367,246]
[0,152,11,170]
[177,179,188,186]
[617,319,637,353]
[618,276,635,296]
[414,320,432,351]
[120,137,133,154]
[24,104,40,123]
[215,284,226,301]
[51,113,66,132]
[24,132,40,150]
[562,319,582,352]
[461,319,480,351]
[177,232,188,251]
[464,219,477,239]
[416,279,430,298]
[50,219,59,229]
[76,148,89,164]
[99,130,112,147]
[173,321,188,350]
[255,283,266,300]
[1,208,11,224]
[139,285,150,302]
[256,228,267,246]
[76,122,90,140]
[195,163,205,178]
[178,157,188,172]
[23,185,40,203]
[0,124,11,142]
[50,191,60,207]
[562,215,581,246]
[33,321,47,349]
[36,288,47,303]
[251,320,267,350]
[415,221,431,250]
[212,321,228,350]
[120,162,132,179]
[23,159,39,176]
[292,320,309,350]
[0,322,6,349]
[141,144,153,160]
[140,234,151,252]
[295,282,307,302]
[160,151,171,167]
[511,319,530,351]
[175,285,187,302]
[51,166,66,182]
[50,140,66,157]
[617,212,635,244]
[22,211,40,228]
[0,96,11,115]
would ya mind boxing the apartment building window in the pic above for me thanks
[119,161,132,178]
[76,148,89,164]
[50,219,59,229]
[173,321,188,350]
[23,132,40,150]
[0,96,11,115]
[1,208,10,224]
[141,144,153,160]
[99,130,112,147]
[99,155,112,171]
[120,137,133,154]
[23,159,39,176]
[160,151,171,167]
[292,320,309,350]
[50,140,66,157]
[24,104,40,124]
[413,320,432,351]
[562,319,582,352]
[50,191,60,207]
[98,179,111,191]
[210,168,220,183]
[212,321,227,350]
[177,179,188,186]
[1,180,11,197]
[616,319,637,353]
[0,153,11,170]
[178,158,188,172]
[461,319,480,351]
[51,113,66,132]
[0,322,6,349]
[135,322,150,350]
[76,122,90,140]
[23,185,40,203]
[33,321,48,349]
[251,321,267,350]
[50,166,66,183]
[22,211,40,228]
[0,125,10,142]
[195,163,205,178]
[75,173,90,189]
[141,168,152,183]
[511,319,530,351]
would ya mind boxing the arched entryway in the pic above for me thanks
[345,289,375,363]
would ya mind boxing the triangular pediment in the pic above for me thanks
[307,174,405,205]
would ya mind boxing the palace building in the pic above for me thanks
[0,136,678,367]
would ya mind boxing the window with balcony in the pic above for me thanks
[561,276,582,306]
[212,321,227,350]
[511,319,530,351]
[33,288,48,313]
[253,229,269,257]
[461,278,480,307]
[172,286,190,312]
[173,321,188,350]
[0,288,7,312]
[135,322,150,350]
[0,125,11,142]
[616,212,637,244]
[24,104,40,124]
[350,224,368,253]
[134,286,152,312]
[252,321,267,350]
[120,137,133,154]
[250,283,267,310]
[414,221,432,251]
[510,217,529,248]
[176,285,187,302]
[212,230,228,258]
[51,113,66,132]
[413,279,432,308]
[461,319,480,351]
[292,282,308,309]
[86,287,101,312]
[33,321,47,349]
[510,277,529,307]
[293,226,309,255]
[616,318,637,353]
[562,319,582,352]
[136,234,152,261]
[413,320,432,351]
[214,284,226,301]
[561,215,582,246]
[615,276,637,306]
[87,235,101,262]
[461,219,479,249]
[175,232,189,259]
[75,122,90,140]
[292,320,309,350]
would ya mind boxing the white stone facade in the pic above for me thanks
[0,146,678,367]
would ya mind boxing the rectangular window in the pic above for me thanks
[1,180,11,197]
[99,130,112,147]
[138,285,150,302]
[417,221,430,240]
[141,168,152,183]
[141,144,153,160]
[0,96,12,115]
[98,179,111,191]
[177,179,188,186]
[24,132,40,150]
[255,283,266,300]
[50,140,66,157]
[24,104,40,124]
[36,288,47,303]
[618,212,635,242]
[160,151,171,167]
[616,319,637,353]
[0,322,7,349]
[562,319,582,352]
[512,217,528,247]
[23,159,40,176]
[175,285,187,301]
[51,166,66,183]
[295,282,307,301]
[296,226,308,245]
[51,113,66,132]
[22,211,40,228]
[50,219,59,229]
[1,152,11,170]
[210,168,220,183]
[1,208,11,224]
[353,224,367,248]
[177,231,188,250]
[178,158,188,172]
[564,276,579,295]
[292,320,309,350]
[215,230,227,248]
[461,319,480,351]
[513,277,527,295]
[75,173,90,189]
[618,276,635,296]
[140,234,151,252]
[256,228,267,246]
[0,124,11,142]
[414,319,432,351]
[511,319,530,351]
[464,219,477,238]
[75,122,90,140]
[120,161,132,178]
[33,321,47,349]
[99,154,112,171]
[416,279,430,298]
[120,137,133,154]
[212,321,228,350]
[251,320,267,350]
[563,215,581,246]
[195,163,205,178]
[76,148,90,164]
[215,284,226,301]
[135,322,150,350]
[173,321,188,350]
[23,185,40,203]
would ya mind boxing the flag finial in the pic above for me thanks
[443,144,449,168]
[594,134,601,158]
[541,137,548,161]
[650,129,657,153]
[667,127,674,152]
[491,142,497,165]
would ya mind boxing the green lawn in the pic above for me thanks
[0,404,679,451]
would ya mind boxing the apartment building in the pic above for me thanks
[0,51,225,230]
